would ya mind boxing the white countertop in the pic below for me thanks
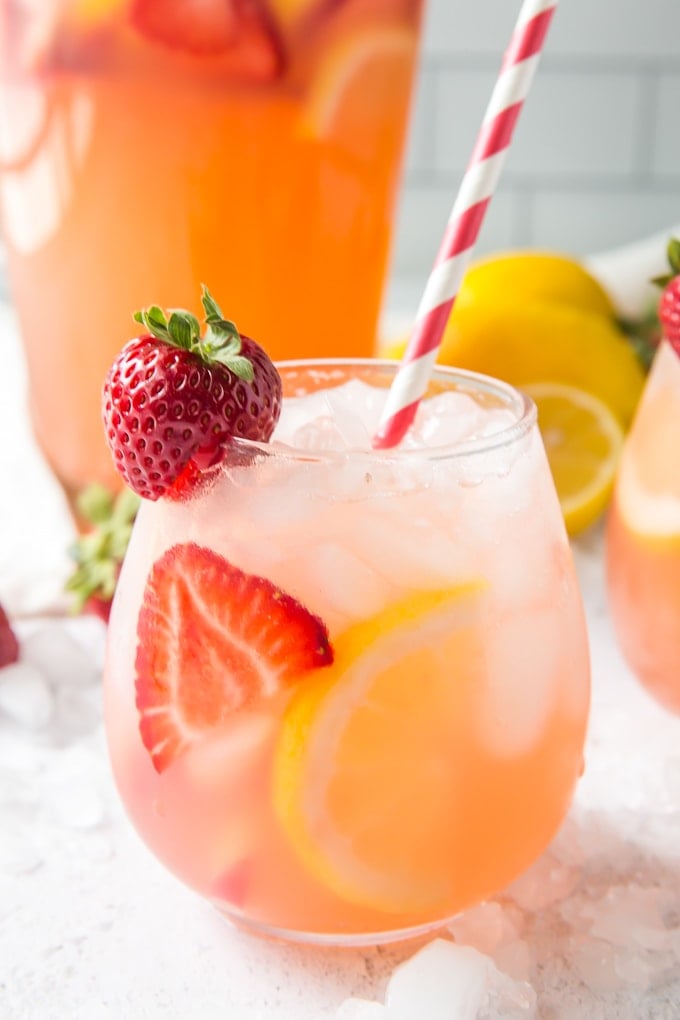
[1,301,680,1020]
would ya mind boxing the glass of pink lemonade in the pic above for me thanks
[606,337,680,714]
[103,356,591,944]
[0,0,424,506]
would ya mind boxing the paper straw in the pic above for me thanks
[373,0,558,449]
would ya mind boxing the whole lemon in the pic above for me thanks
[453,251,617,319]
[383,251,645,426]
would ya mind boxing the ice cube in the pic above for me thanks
[448,901,520,957]
[0,661,53,728]
[504,850,578,912]
[406,392,491,449]
[293,416,349,451]
[567,935,648,994]
[473,606,565,757]
[22,621,100,689]
[301,543,395,627]
[323,382,373,447]
[63,615,107,673]
[548,816,587,869]
[350,511,469,591]
[385,939,536,1020]
[274,389,340,443]
[183,711,274,787]
[385,939,490,1020]
[52,684,102,740]
[493,939,534,984]
[587,885,673,952]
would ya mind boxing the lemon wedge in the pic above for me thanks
[273,584,485,913]
[525,381,625,536]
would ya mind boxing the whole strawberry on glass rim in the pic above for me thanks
[654,237,680,357]
[102,286,282,501]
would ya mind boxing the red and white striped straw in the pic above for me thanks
[373,0,558,450]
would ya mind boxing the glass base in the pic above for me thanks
[212,900,460,949]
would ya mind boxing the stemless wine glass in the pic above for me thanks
[606,339,680,714]
[103,359,590,945]
[0,0,424,505]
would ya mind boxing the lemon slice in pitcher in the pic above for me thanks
[273,584,485,913]
[301,23,417,149]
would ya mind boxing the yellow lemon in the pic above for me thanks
[525,382,625,536]
[381,252,645,428]
[453,251,616,320]
[273,584,485,913]
[443,298,644,427]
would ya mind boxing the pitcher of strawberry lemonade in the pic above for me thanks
[101,290,591,944]
[0,0,424,505]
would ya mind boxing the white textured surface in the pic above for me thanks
[1,305,680,1019]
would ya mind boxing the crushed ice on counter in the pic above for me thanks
[336,818,680,1018]
[0,661,53,729]
[22,621,101,688]
[339,939,536,1020]
[0,619,105,741]
[0,613,108,879]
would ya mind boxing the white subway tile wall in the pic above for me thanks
[391,0,680,280]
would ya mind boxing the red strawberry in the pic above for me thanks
[135,543,333,772]
[655,238,680,357]
[129,0,284,80]
[102,286,282,502]
[0,602,19,669]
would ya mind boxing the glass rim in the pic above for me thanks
[231,357,537,464]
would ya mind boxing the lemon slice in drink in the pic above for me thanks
[525,382,625,536]
[301,23,417,149]
[273,585,485,914]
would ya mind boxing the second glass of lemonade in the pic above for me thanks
[0,0,424,501]
[606,339,680,715]
[104,359,591,944]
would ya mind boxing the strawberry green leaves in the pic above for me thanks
[133,285,255,382]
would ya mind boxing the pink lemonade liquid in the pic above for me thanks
[0,0,423,502]
[104,361,590,943]
[606,340,680,714]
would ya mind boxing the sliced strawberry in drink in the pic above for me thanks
[129,0,284,79]
[135,543,333,772]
